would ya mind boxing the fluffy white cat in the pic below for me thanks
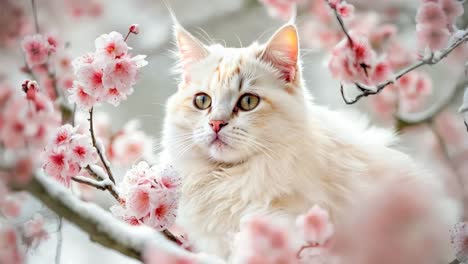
[158,21,460,260]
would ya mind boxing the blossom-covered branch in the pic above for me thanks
[326,0,468,105]
[16,170,208,262]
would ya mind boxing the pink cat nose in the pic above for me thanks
[209,120,228,133]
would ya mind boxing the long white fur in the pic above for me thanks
[158,22,460,260]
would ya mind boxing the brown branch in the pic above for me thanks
[18,171,197,261]
[71,166,120,202]
[88,107,116,184]
[326,0,468,104]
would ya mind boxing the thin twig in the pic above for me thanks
[71,166,120,202]
[31,0,39,33]
[326,0,468,104]
[88,108,116,184]
[55,216,63,264]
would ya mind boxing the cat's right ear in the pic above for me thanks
[173,23,208,73]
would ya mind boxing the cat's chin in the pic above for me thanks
[208,141,247,164]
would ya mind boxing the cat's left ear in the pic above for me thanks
[174,24,209,71]
[261,24,299,83]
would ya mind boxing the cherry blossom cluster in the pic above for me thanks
[22,214,48,249]
[232,217,297,264]
[0,1,31,48]
[64,0,103,18]
[107,120,154,166]
[370,70,433,118]
[21,34,58,68]
[69,30,147,109]
[416,0,464,51]
[0,81,61,184]
[259,0,302,20]
[42,124,97,187]
[111,161,181,230]
[328,33,392,86]
[0,226,23,264]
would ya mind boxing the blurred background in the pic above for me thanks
[1,0,467,263]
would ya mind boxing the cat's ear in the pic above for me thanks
[174,24,209,71]
[261,24,299,83]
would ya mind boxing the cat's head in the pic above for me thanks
[163,22,310,164]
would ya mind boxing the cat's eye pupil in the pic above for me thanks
[193,93,211,110]
[238,94,260,111]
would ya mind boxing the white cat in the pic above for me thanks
[158,21,460,260]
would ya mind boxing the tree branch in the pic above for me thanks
[326,0,468,104]
[20,171,208,262]
[72,165,121,202]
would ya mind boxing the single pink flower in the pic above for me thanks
[0,227,23,264]
[416,23,450,51]
[95,31,128,59]
[21,34,50,67]
[126,184,152,219]
[440,0,464,23]
[416,2,447,27]
[103,56,138,94]
[296,205,334,245]
[23,214,49,248]
[68,81,99,109]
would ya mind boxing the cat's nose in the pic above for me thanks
[209,120,228,133]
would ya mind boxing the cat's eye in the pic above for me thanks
[193,93,212,110]
[237,94,260,111]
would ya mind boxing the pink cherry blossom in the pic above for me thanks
[21,34,51,67]
[69,30,147,108]
[95,31,129,59]
[42,124,97,187]
[417,24,451,51]
[259,0,299,20]
[75,61,105,96]
[328,34,386,85]
[129,24,140,35]
[23,214,49,248]
[110,120,153,166]
[1,196,22,218]
[416,2,447,27]
[156,165,182,190]
[126,184,152,218]
[331,177,449,264]
[68,81,99,110]
[112,161,180,231]
[103,55,138,95]
[232,217,297,264]
[336,2,354,19]
[53,124,75,145]
[440,0,464,23]
[0,82,60,151]
[0,227,23,264]
[296,205,334,245]
[144,191,178,231]
[69,134,98,166]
